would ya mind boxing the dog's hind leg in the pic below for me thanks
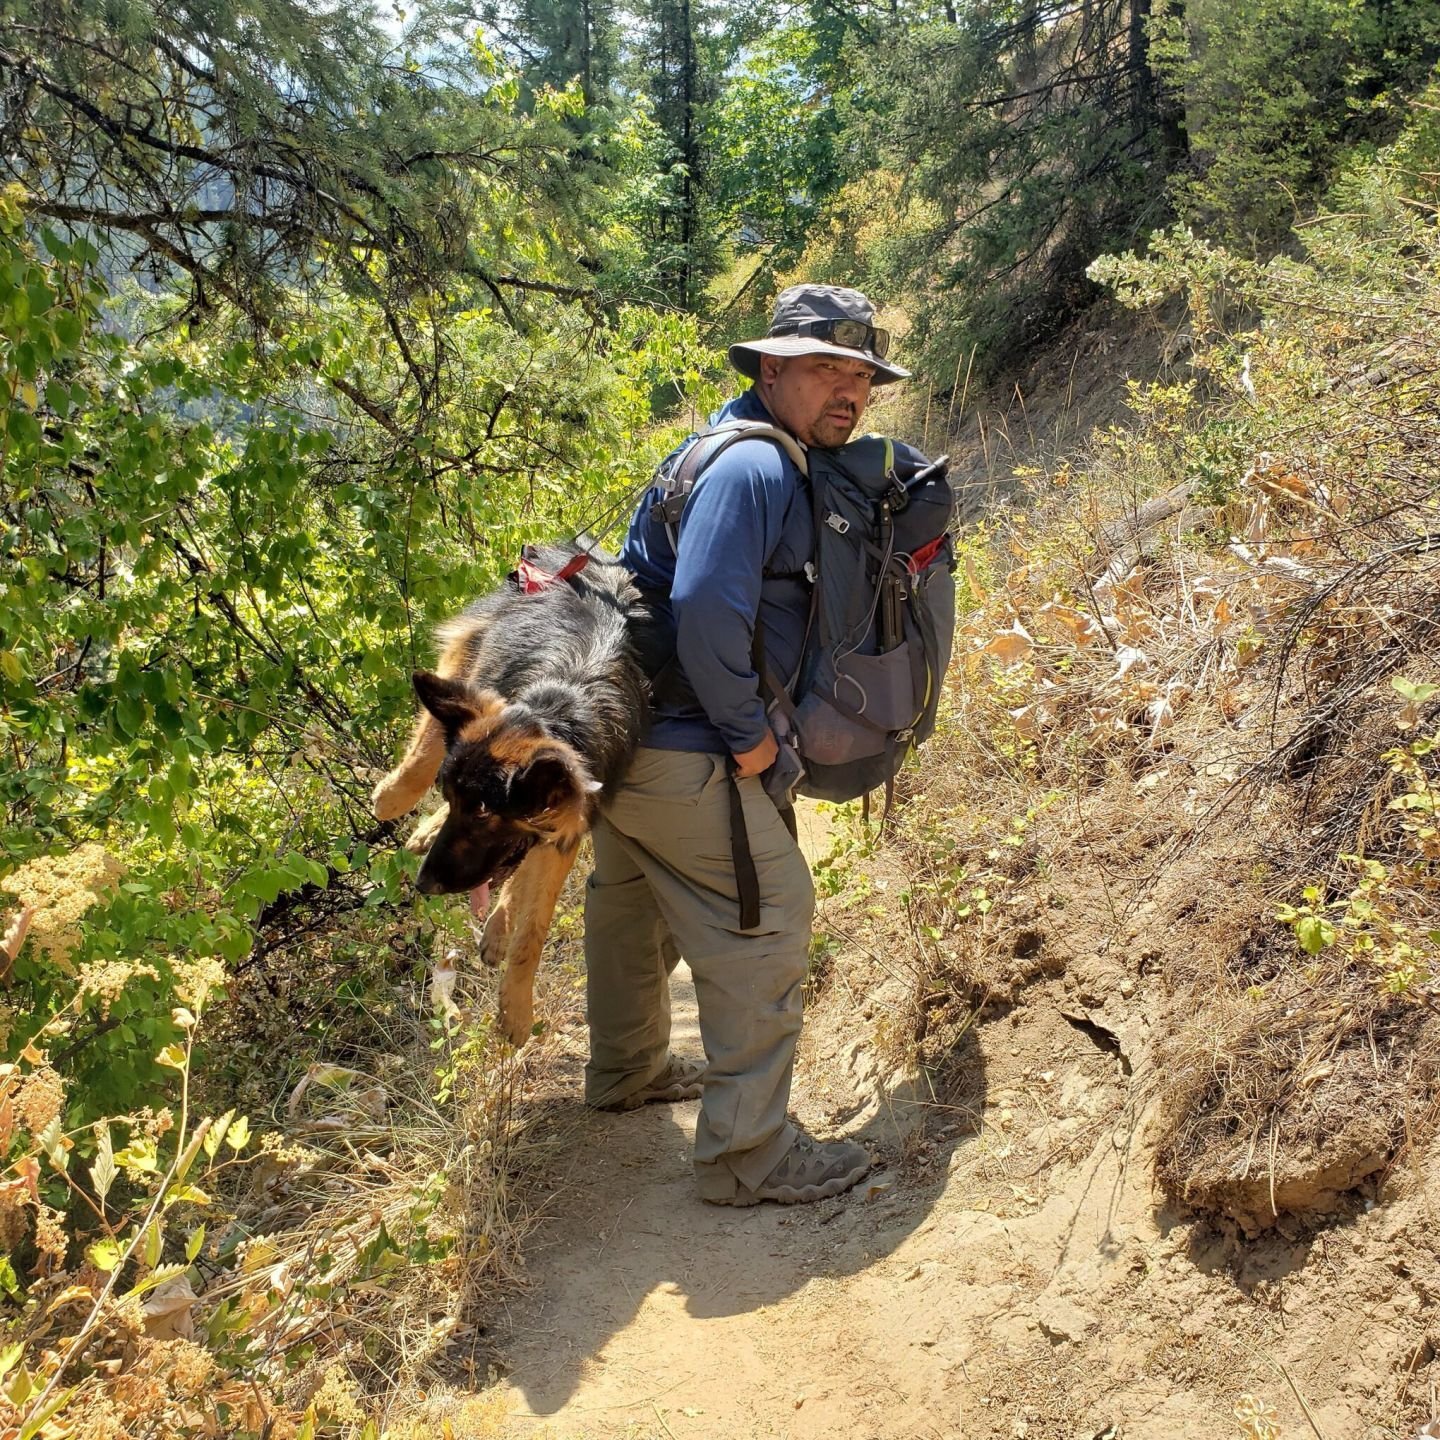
[496,842,580,1047]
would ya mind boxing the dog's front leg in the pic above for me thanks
[372,715,446,821]
[496,843,580,1047]
[404,803,450,855]
[479,877,516,969]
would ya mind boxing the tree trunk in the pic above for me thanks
[678,0,698,308]
[1130,0,1153,131]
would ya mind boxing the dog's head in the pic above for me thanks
[409,670,600,896]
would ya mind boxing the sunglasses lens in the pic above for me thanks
[775,317,891,362]
[828,319,888,358]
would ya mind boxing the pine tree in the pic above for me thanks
[0,0,597,417]
[478,0,619,108]
[863,0,1183,371]
[628,0,720,307]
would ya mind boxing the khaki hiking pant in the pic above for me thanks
[584,747,814,1192]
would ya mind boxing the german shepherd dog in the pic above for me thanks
[371,543,660,1045]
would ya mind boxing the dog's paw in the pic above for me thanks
[405,805,448,855]
[497,986,534,1048]
[372,772,418,821]
[479,909,510,969]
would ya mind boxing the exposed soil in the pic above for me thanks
[471,841,1439,1440]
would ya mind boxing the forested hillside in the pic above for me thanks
[1,1,1438,1436]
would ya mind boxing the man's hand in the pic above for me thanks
[732,731,778,779]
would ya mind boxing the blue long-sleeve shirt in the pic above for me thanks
[622,389,814,755]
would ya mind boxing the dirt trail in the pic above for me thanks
[492,960,971,1438]
[484,918,1438,1440]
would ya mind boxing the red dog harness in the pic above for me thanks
[512,545,590,594]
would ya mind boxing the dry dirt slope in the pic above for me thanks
[458,839,1438,1440]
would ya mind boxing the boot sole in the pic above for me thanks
[597,1080,703,1113]
[702,1161,871,1207]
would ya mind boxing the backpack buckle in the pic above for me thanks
[825,512,850,535]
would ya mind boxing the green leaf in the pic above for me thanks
[35,1116,69,1173]
[1296,915,1336,955]
[18,1382,77,1440]
[90,1125,116,1204]
[224,1115,250,1152]
[0,1342,24,1380]
[86,1237,124,1273]
[5,1361,32,1405]
[123,1261,189,1299]
[42,379,69,418]
[203,1110,234,1159]
[114,1137,158,1175]
[1391,677,1439,704]
[51,310,83,349]
[241,866,285,905]
[163,1182,211,1207]
[185,1224,206,1263]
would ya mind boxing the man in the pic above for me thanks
[584,284,913,1206]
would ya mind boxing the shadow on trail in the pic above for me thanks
[474,1015,987,1423]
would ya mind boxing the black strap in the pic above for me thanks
[729,769,761,931]
[651,422,811,532]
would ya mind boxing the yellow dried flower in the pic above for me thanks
[13,1063,63,1134]
[132,1106,176,1141]
[1235,1394,1281,1440]
[2,844,123,968]
[155,1337,218,1396]
[54,1392,126,1440]
[170,954,226,1013]
[311,1364,365,1426]
[112,1368,166,1417]
[74,959,160,1018]
[33,1201,67,1265]
[0,1175,31,1252]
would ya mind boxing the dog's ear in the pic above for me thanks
[412,670,483,736]
[509,749,601,815]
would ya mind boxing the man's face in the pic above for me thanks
[760,352,875,449]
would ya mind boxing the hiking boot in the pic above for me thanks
[595,1054,705,1112]
[701,1131,871,1206]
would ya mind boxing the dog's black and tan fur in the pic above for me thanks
[372,544,660,1044]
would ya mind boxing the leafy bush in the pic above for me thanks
[1149,0,1440,249]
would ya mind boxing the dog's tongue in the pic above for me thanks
[469,882,491,921]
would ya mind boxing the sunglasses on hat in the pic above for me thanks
[767,317,892,360]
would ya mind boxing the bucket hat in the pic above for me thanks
[728,284,911,386]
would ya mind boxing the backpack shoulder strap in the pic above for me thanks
[650,420,809,543]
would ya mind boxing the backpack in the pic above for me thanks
[650,420,957,810]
